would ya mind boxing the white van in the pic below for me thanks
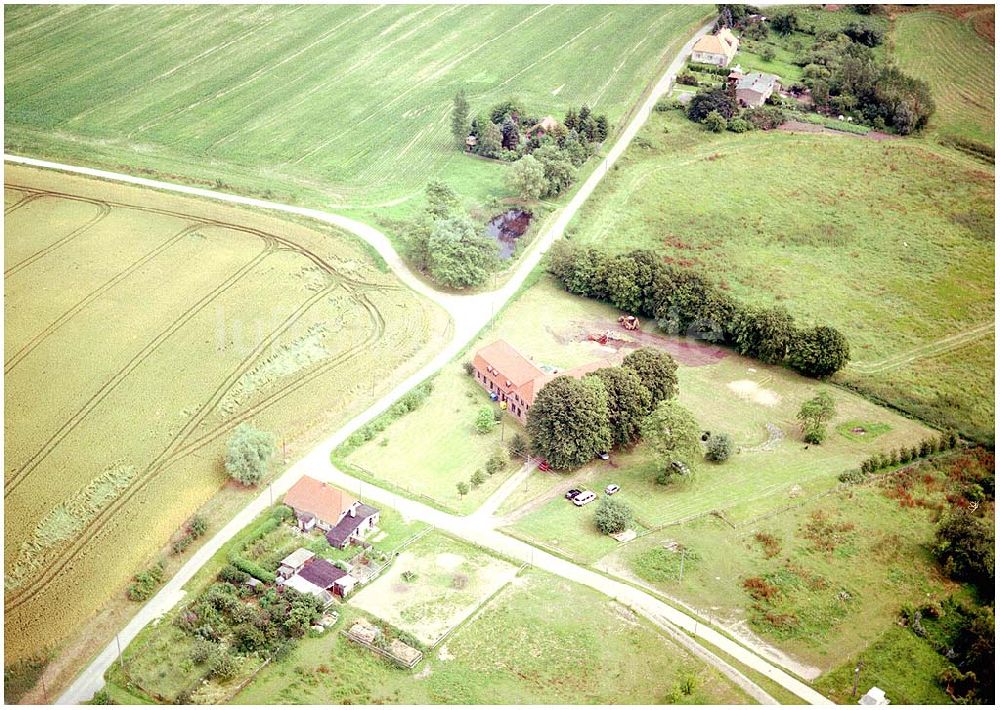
[572,490,597,507]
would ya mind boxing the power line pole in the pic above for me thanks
[116,632,125,672]
[852,661,864,698]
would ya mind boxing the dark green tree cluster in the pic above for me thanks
[526,348,678,469]
[547,243,850,378]
[456,97,610,196]
[935,514,995,596]
[405,181,500,288]
[594,496,634,535]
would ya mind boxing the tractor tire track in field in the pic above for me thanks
[126,6,381,139]
[3,189,44,214]
[4,285,384,613]
[4,197,111,277]
[4,223,204,374]
[3,187,396,611]
[848,321,995,375]
[3,243,276,497]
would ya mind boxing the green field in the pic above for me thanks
[2,165,447,668]
[234,567,750,705]
[568,108,994,441]
[4,4,709,218]
[892,8,996,148]
[340,359,526,515]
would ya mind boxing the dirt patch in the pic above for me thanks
[778,119,897,141]
[727,380,781,407]
[571,320,727,367]
[437,645,455,661]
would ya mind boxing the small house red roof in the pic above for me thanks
[283,476,356,526]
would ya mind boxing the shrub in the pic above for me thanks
[728,117,752,133]
[742,576,779,601]
[742,105,786,131]
[508,432,528,458]
[190,639,217,665]
[401,570,418,583]
[705,432,734,462]
[838,468,866,484]
[172,534,194,554]
[474,406,495,434]
[189,515,208,538]
[470,470,486,488]
[127,562,165,601]
[462,361,475,376]
[485,452,507,474]
[703,110,727,133]
[210,651,239,680]
[676,72,699,86]
[218,564,250,585]
[935,514,994,594]
[594,497,634,535]
[229,554,273,583]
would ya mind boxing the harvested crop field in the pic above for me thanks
[348,532,518,646]
[3,165,447,664]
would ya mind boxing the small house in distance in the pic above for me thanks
[691,27,739,66]
[526,115,560,139]
[279,554,356,604]
[728,70,781,107]
[283,475,381,548]
[278,548,315,579]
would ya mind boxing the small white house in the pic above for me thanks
[859,687,890,706]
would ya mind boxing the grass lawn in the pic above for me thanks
[892,7,995,148]
[341,359,527,515]
[568,108,994,441]
[596,452,976,674]
[234,568,751,704]
[814,625,952,705]
[3,4,710,219]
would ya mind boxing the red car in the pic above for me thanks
[537,460,551,472]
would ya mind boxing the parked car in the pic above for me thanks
[670,460,691,476]
[565,488,582,500]
[605,484,620,495]
[572,490,597,507]
[538,460,551,472]
[597,451,610,460]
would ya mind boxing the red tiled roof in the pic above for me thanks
[473,339,548,406]
[283,476,356,526]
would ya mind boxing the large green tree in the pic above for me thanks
[594,367,653,447]
[507,154,547,200]
[533,144,575,197]
[732,305,796,364]
[224,422,276,486]
[641,400,701,479]
[594,497,634,535]
[451,90,470,149]
[622,347,679,405]
[527,375,611,469]
[478,121,503,158]
[788,325,851,378]
[426,215,499,288]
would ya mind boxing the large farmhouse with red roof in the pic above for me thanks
[471,339,605,424]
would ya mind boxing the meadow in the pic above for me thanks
[4,4,710,218]
[568,107,994,442]
[891,7,995,149]
[233,568,750,705]
[3,165,447,668]
[594,449,989,702]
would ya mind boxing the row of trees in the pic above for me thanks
[548,243,850,378]
[405,181,500,288]
[526,348,678,470]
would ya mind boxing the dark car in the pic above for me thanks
[565,488,582,500]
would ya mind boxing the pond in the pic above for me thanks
[485,209,532,259]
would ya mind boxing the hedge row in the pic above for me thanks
[838,431,961,483]
[340,381,434,455]
[548,244,850,378]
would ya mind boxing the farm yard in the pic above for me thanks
[3,165,447,667]
[234,567,751,705]
[3,3,711,222]
[567,106,994,442]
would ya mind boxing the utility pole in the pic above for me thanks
[500,417,505,443]
[116,632,125,672]
[269,483,273,507]
[852,661,864,698]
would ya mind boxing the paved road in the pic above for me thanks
[31,21,820,706]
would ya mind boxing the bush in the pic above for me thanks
[229,554,273,583]
[218,564,250,585]
[788,325,851,377]
[507,432,528,458]
[190,515,208,538]
[172,534,194,555]
[474,406,495,434]
[210,651,239,680]
[594,496,634,535]
[462,361,475,376]
[190,639,217,665]
[676,72,699,86]
[742,105,786,131]
[728,117,752,133]
[838,468,866,484]
[705,433,734,462]
[485,452,507,474]
[470,470,486,488]
[935,514,994,594]
[703,110,727,133]
[127,562,164,601]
